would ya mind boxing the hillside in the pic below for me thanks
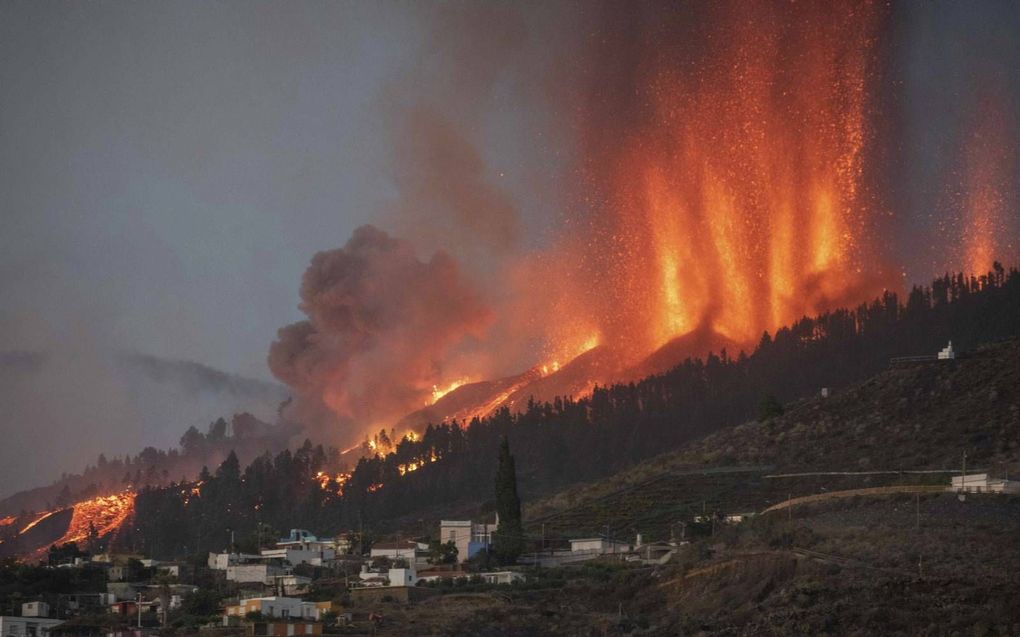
[360,339,1020,636]
[684,338,1020,472]
[524,338,1020,540]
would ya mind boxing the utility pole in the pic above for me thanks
[136,593,142,628]
[959,451,968,501]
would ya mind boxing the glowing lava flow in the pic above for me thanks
[55,491,136,546]
[566,0,888,357]
[18,510,60,535]
[429,378,471,405]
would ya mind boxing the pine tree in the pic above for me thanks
[492,437,524,564]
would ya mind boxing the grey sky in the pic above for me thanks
[1,1,422,379]
[0,1,572,496]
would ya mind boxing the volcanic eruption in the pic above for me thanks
[270,0,1018,448]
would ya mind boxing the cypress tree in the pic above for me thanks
[492,436,524,563]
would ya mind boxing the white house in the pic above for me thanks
[723,512,757,524]
[951,473,1020,493]
[569,538,632,555]
[369,541,429,569]
[439,519,497,562]
[223,596,331,623]
[0,603,63,636]
[938,341,956,360]
[207,552,262,570]
[259,545,335,567]
[21,602,49,618]
[226,563,286,585]
[0,616,64,637]
[280,530,337,552]
[479,571,525,585]
[358,561,417,587]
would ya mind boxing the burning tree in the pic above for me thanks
[492,437,524,564]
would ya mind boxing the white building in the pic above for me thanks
[369,541,429,569]
[273,529,336,554]
[0,603,63,636]
[479,571,525,585]
[207,552,262,570]
[951,473,1020,493]
[723,512,756,524]
[569,538,632,555]
[226,563,286,585]
[21,602,49,618]
[0,616,63,637]
[358,561,417,587]
[439,519,497,562]
[259,545,335,567]
[223,596,331,622]
[938,341,956,360]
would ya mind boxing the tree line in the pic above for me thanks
[125,265,1020,559]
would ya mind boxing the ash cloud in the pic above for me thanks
[388,104,521,256]
[268,225,492,439]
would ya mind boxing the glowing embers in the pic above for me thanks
[397,448,439,477]
[958,97,1017,276]
[315,471,352,496]
[537,333,600,379]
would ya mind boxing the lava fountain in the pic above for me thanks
[559,0,891,359]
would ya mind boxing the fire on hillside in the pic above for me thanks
[266,0,1018,455]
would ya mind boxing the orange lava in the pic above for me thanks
[563,1,890,358]
[56,491,135,547]
[18,510,60,535]
[429,378,471,405]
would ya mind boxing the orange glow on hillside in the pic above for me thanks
[316,470,352,496]
[429,378,471,405]
[19,510,59,535]
[57,491,135,547]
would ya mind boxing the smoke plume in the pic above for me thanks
[268,225,492,436]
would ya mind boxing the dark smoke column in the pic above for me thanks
[268,225,492,442]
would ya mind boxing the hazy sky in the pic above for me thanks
[1,2,428,380]
[0,0,572,495]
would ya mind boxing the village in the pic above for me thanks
[1,515,696,637]
[4,462,1019,637]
